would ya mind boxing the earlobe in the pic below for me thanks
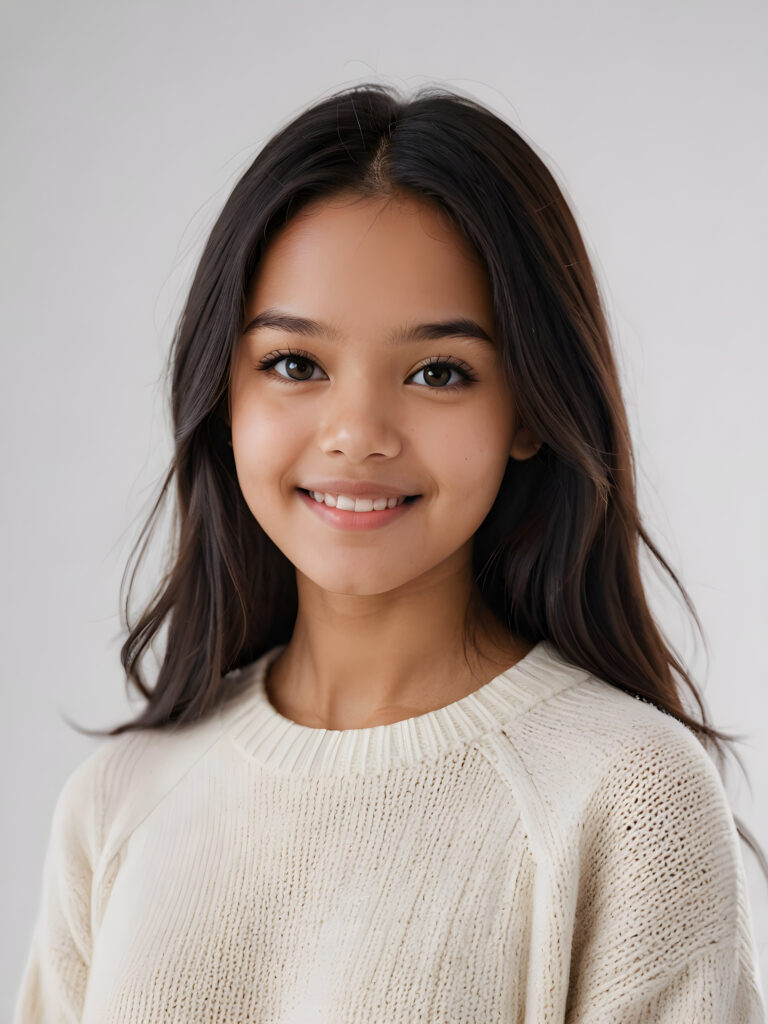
[509,427,543,461]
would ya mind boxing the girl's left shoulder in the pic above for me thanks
[497,653,736,831]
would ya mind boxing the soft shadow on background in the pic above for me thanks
[1,0,766,1012]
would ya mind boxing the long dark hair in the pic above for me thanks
[68,82,765,876]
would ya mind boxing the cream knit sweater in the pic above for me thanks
[14,640,766,1023]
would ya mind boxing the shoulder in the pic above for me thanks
[49,707,229,869]
[487,651,765,1016]
[571,687,734,860]
[491,657,752,929]
[502,650,725,803]
[520,672,768,1018]
[485,652,737,859]
[567,688,741,902]
[561,686,757,1001]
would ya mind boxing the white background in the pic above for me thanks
[2,0,766,1012]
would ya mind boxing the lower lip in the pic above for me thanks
[297,489,420,531]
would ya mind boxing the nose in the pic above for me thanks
[316,376,403,462]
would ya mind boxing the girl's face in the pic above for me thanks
[229,191,531,598]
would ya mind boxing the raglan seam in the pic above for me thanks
[92,718,234,882]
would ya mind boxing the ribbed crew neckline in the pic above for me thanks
[222,639,590,777]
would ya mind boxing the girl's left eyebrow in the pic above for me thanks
[241,308,496,347]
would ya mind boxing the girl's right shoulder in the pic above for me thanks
[52,706,232,871]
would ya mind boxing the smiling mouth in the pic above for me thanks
[297,488,421,507]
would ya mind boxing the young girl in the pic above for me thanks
[14,83,765,1023]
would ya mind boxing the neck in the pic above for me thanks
[265,559,531,730]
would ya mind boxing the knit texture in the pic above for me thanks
[14,640,766,1022]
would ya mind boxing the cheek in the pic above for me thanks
[423,403,512,495]
[230,400,300,495]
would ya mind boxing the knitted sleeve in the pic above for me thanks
[12,751,103,1024]
[566,722,766,1023]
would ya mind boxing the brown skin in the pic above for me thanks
[228,191,542,730]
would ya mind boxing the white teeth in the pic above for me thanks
[308,490,409,512]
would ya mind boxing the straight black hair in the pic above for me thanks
[68,82,766,878]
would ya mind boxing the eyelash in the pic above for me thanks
[254,347,479,391]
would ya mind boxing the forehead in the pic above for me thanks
[247,193,493,327]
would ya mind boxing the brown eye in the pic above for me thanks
[256,349,325,382]
[410,358,475,390]
[423,364,452,387]
[283,356,314,381]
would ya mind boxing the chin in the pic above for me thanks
[297,563,423,598]
[309,577,402,598]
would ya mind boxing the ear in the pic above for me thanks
[510,425,543,461]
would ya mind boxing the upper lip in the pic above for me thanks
[299,479,420,498]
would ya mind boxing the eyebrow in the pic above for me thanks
[241,308,496,347]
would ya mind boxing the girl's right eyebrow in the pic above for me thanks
[241,307,496,348]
